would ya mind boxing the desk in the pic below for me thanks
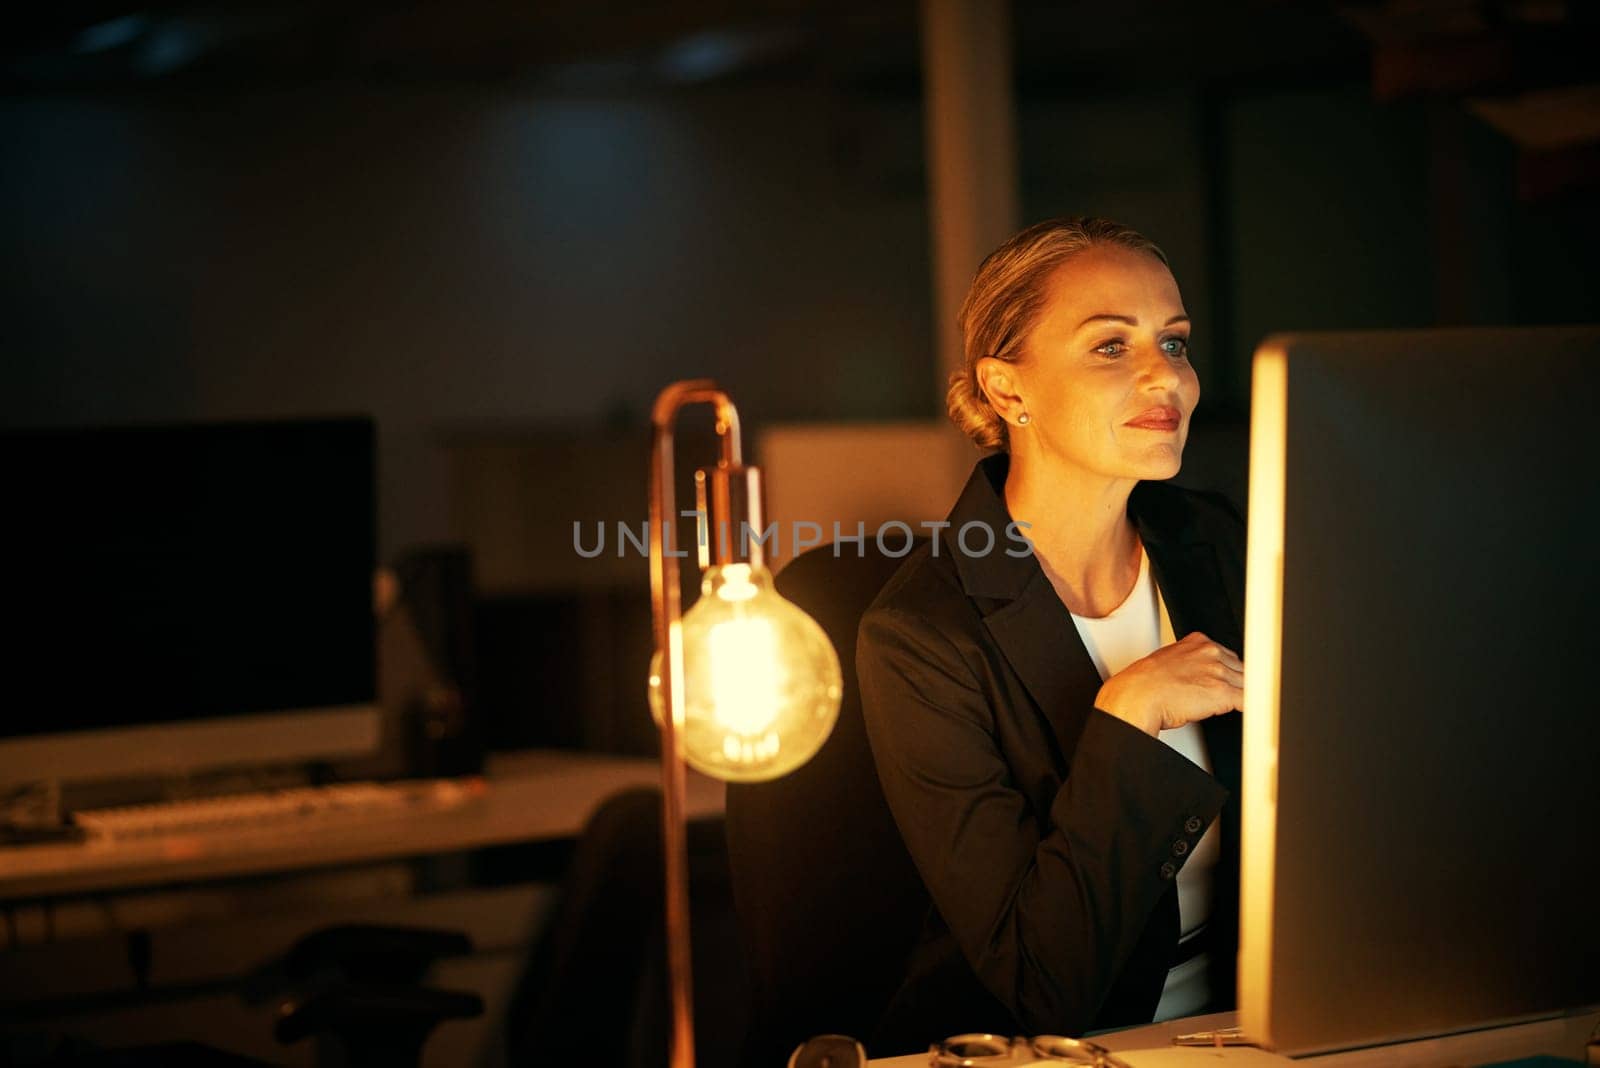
[0,749,724,902]
[868,1008,1600,1067]
[0,750,726,1066]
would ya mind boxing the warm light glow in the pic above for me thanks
[711,563,760,602]
[1240,341,1289,1047]
[650,562,841,783]
[707,617,784,734]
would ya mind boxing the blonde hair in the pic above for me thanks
[947,216,1169,450]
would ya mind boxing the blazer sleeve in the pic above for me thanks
[857,605,1229,1036]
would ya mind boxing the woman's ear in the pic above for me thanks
[976,356,1026,425]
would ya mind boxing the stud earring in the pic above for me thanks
[1017,412,1031,425]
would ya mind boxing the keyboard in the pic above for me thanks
[72,778,485,841]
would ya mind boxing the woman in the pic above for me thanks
[856,217,1247,1047]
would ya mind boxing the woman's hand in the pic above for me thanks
[1093,631,1243,736]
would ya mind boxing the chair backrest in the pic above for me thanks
[506,787,746,1068]
[726,541,930,1066]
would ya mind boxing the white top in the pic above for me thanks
[1066,542,1220,1022]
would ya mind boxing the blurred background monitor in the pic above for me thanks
[1240,326,1600,1054]
[0,417,380,787]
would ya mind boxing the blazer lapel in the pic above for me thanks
[943,456,1107,765]
[946,456,1245,794]
[982,571,1106,766]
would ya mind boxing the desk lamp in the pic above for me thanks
[646,380,843,1068]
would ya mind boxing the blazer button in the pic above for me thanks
[1184,816,1203,834]
[1173,839,1189,857]
[1160,861,1177,880]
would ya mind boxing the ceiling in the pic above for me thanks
[5,0,1599,198]
[6,1,1589,96]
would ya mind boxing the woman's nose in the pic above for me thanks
[1138,345,1182,389]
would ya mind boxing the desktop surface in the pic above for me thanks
[865,1008,1600,1067]
[0,750,725,902]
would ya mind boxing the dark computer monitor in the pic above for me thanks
[0,417,381,785]
[1239,327,1600,1054]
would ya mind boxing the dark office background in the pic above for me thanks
[2,0,1597,753]
[7,1,1598,757]
[2,3,1598,1066]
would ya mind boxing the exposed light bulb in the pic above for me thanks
[649,563,841,782]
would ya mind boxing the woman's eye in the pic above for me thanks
[1162,337,1190,358]
[1094,340,1127,357]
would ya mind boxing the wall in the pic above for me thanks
[6,78,1595,565]
[1,84,935,556]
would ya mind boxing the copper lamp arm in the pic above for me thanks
[647,379,744,1068]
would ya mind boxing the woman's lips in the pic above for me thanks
[1126,406,1181,430]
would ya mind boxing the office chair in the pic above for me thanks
[265,924,484,1068]
[10,928,479,1068]
[504,786,746,1068]
[725,541,932,1067]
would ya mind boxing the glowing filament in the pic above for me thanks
[707,617,785,736]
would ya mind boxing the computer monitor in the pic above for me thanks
[1239,327,1600,1055]
[0,417,381,787]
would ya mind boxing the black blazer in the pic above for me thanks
[856,453,1246,1047]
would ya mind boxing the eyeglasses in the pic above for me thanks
[789,1034,868,1068]
[929,1032,1133,1067]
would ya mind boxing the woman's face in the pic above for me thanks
[1008,244,1199,482]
